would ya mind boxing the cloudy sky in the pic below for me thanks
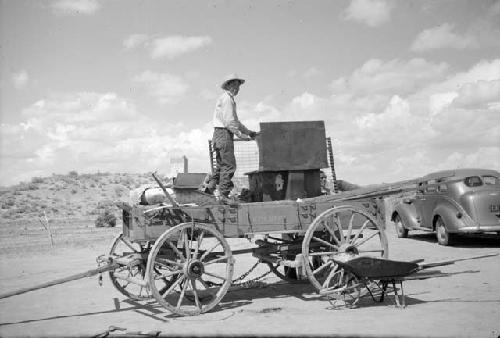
[1,0,499,187]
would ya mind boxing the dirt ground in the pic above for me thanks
[0,222,499,338]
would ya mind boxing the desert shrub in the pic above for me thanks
[16,183,38,191]
[71,188,78,194]
[6,207,28,215]
[2,198,16,208]
[97,199,114,209]
[95,209,116,227]
[87,208,100,215]
[68,170,78,178]
[31,177,44,184]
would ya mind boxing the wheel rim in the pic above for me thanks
[302,205,388,295]
[108,233,151,300]
[324,272,363,308]
[146,222,234,316]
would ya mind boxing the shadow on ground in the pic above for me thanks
[5,277,500,327]
[406,232,500,248]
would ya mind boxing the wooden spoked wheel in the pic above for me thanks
[146,222,234,316]
[302,205,388,300]
[108,233,151,300]
[322,268,363,308]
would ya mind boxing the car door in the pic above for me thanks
[414,179,438,228]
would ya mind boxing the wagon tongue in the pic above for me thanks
[473,190,500,228]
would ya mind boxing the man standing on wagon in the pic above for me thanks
[206,74,258,203]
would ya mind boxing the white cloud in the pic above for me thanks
[342,0,393,27]
[331,58,448,95]
[151,36,212,59]
[12,70,29,89]
[291,92,317,109]
[3,57,500,187]
[452,80,500,109]
[411,23,478,52]
[122,34,212,60]
[132,71,189,104]
[50,0,100,15]
[0,92,214,185]
[429,92,458,116]
[123,34,149,49]
[255,58,500,185]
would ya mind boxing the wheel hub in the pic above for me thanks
[339,244,359,255]
[186,260,204,278]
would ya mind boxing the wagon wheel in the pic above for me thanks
[302,205,388,300]
[146,222,234,316]
[108,233,151,300]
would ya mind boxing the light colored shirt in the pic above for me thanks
[212,91,252,137]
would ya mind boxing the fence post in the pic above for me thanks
[40,211,54,247]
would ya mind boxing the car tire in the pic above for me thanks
[436,216,453,246]
[393,214,409,238]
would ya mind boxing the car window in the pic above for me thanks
[438,183,448,192]
[464,176,482,187]
[483,175,500,185]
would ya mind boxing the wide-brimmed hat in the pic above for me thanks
[221,73,245,89]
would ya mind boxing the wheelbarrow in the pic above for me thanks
[318,253,497,308]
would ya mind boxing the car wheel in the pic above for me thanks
[436,216,453,246]
[393,214,409,238]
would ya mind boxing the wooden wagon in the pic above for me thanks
[0,121,393,316]
[106,121,391,315]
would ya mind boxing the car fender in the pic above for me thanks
[392,200,419,229]
[432,197,477,233]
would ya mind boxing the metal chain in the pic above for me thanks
[232,261,260,284]
[205,261,273,289]
[234,269,272,289]
[232,261,272,288]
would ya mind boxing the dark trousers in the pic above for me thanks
[210,128,236,197]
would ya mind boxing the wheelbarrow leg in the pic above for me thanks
[392,280,406,308]
[379,280,388,303]
[400,281,406,308]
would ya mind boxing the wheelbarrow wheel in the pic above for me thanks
[108,233,152,300]
[302,205,388,297]
[146,222,234,316]
[321,272,363,309]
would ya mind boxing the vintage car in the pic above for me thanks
[391,168,500,246]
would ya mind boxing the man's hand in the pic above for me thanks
[248,131,258,139]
